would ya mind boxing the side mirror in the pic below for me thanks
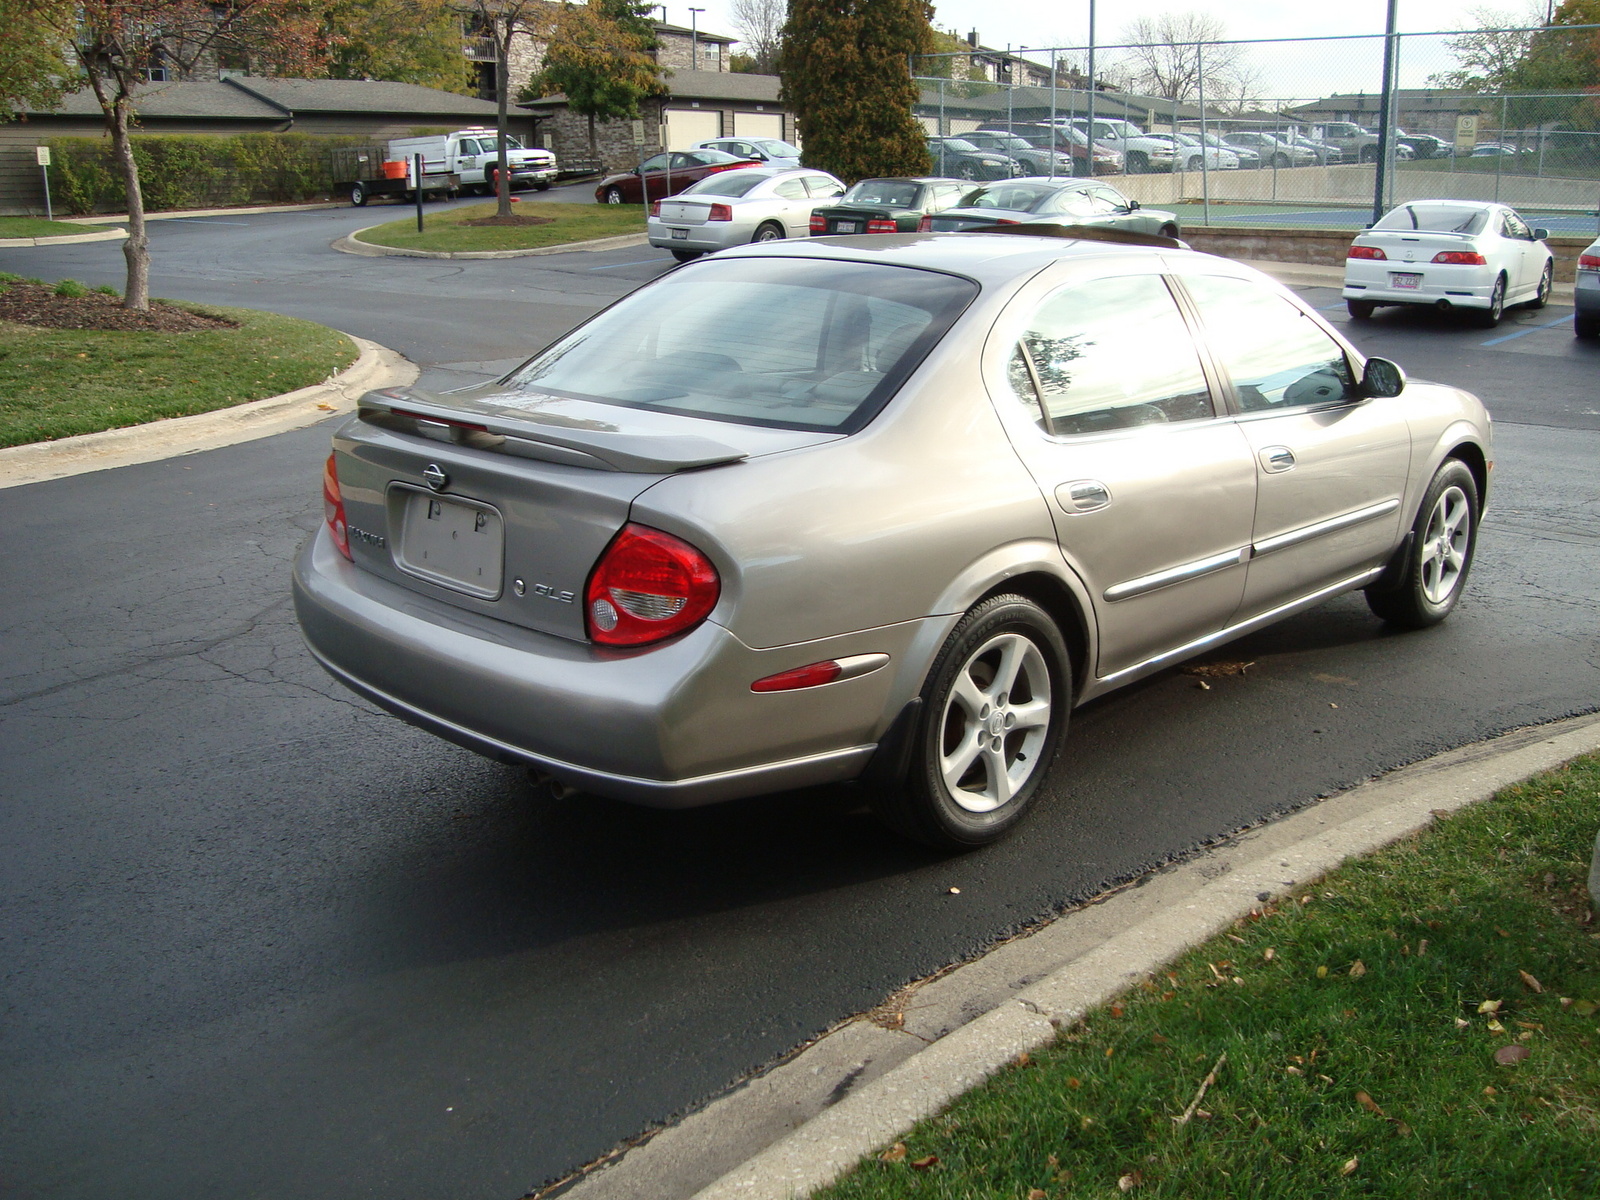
[1532,227,1549,240]
[1128,199,1141,210]
[1362,356,1406,399]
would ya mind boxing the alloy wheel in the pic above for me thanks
[938,632,1052,813]
[1419,485,1472,605]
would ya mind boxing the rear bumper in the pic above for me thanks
[1343,263,1497,309]
[645,218,754,252]
[292,529,904,807]
[1575,269,1600,315]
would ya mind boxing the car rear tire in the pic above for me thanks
[1472,275,1506,328]
[603,186,625,204]
[1577,312,1600,339]
[1347,298,1376,320]
[752,221,784,243]
[957,162,978,180]
[1529,260,1552,309]
[349,181,367,207]
[1159,223,1179,238]
[1186,156,1203,171]
[1365,459,1479,629]
[1126,152,1148,174]
[1360,145,1379,163]
[670,249,701,262]
[1272,153,1290,169]
[870,594,1070,850]
[535,182,551,191]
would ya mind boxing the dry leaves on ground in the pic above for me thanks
[0,283,235,332]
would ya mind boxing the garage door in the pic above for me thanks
[665,109,721,150]
[732,111,784,141]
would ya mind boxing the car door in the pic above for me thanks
[1174,271,1412,619]
[990,267,1259,679]
[1499,210,1537,296]
[768,176,811,234]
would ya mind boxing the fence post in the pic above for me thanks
[1496,94,1506,204]
[414,153,424,233]
[1372,0,1398,227]
[1085,0,1096,163]
[1197,42,1210,226]
[1049,49,1058,181]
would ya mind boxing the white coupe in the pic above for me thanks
[1343,199,1554,328]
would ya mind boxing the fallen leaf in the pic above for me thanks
[1184,660,1253,676]
[1330,702,1339,708]
[1494,1045,1531,1066]
[1015,1051,1032,1068]
[1263,948,1276,961]
[1195,1108,1213,1119]
[1392,1118,1413,1136]
[879,1142,907,1163]
[1047,1154,1059,1167]
[1319,1074,1334,1084]
[1518,1031,1534,1042]
[1520,970,1544,993]
[1417,939,1428,956]
[948,887,961,895]
[1067,1076,1082,1089]
[1340,1156,1359,1177]
[1483,1085,1497,1096]
[1029,1191,1047,1200]
[1349,960,1367,978]
[1316,966,1329,979]
[1118,1169,1144,1191]
[316,402,334,411]
[910,1154,939,1170]
[1574,1000,1597,1017]
[1455,1017,1471,1029]
[1110,1004,1125,1018]
[1105,1046,1115,1057]
[1478,999,1502,1015]
[1355,1091,1384,1115]
[1195,679,1211,690]
[1286,1065,1304,1076]
[1151,1032,1169,1044]
[1559,997,1573,1009]
[1487,1019,1506,1033]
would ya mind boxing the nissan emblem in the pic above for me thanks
[422,463,448,492]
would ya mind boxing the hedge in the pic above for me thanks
[45,133,378,215]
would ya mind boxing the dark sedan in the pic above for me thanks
[923,178,1179,238]
[595,149,757,204]
[808,177,973,236]
[925,136,1023,181]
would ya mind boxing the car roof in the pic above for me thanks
[710,231,1193,286]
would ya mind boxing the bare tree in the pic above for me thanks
[1118,11,1254,105]
[465,0,550,218]
[730,0,785,74]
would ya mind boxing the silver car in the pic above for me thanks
[295,232,1492,848]
[647,167,845,261]
[692,136,804,169]
[925,179,1180,239]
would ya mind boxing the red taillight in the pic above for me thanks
[322,452,351,561]
[917,215,933,232]
[992,218,1020,225]
[1348,245,1387,260]
[751,660,843,692]
[810,213,827,234]
[1432,250,1486,264]
[1579,253,1600,269]
[866,218,898,233]
[585,523,720,647]
[650,200,661,217]
[707,203,733,221]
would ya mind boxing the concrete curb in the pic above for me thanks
[0,227,129,248]
[61,202,347,224]
[559,713,1600,1200]
[0,334,417,490]
[334,228,648,259]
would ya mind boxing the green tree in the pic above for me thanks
[521,1,664,165]
[324,0,473,94]
[0,0,74,120]
[779,0,932,181]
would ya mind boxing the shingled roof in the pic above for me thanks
[22,77,502,122]
[522,70,781,110]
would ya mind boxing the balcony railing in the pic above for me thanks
[463,37,496,62]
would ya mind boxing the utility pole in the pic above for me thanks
[1372,0,1399,226]
[688,7,703,70]
[1085,0,1097,160]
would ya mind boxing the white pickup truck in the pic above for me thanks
[388,129,558,195]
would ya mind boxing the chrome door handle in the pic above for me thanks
[1260,446,1296,473]
[1056,479,1111,514]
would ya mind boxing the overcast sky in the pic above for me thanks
[663,1,1548,102]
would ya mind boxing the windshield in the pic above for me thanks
[1375,204,1490,234]
[502,259,978,433]
[683,171,773,197]
[965,182,1060,211]
[477,136,524,151]
[937,139,979,152]
[755,139,802,157]
[842,180,921,207]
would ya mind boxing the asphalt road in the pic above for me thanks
[3,213,1599,1200]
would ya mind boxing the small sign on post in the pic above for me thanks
[1454,114,1479,156]
[36,146,53,221]
[630,119,645,147]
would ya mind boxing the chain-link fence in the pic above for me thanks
[912,27,1600,236]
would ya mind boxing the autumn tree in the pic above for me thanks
[324,0,473,94]
[1118,11,1259,107]
[521,1,663,169]
[729,0,784,74]
[779,0,932,181]
[0,0,74,119]
[1428,3,1546,91]
[26,0,326,309]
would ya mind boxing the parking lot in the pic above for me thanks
[3,208,1598,1199]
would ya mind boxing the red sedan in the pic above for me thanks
[595,149,758,204]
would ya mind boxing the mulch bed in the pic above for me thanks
[0,283,237,332]
[460,213,556,228]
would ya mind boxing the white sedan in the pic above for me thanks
[1343,199,1554,327]
[647,167,845,262]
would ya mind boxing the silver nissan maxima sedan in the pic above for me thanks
[646,166,845,261]
[295,230,1492,848]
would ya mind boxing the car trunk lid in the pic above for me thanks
[1356,231,1480,264]
[656,198,714,225]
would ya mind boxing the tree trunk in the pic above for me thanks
[95,79,150,311]
[587,112,598,164]
[496,25,512,218]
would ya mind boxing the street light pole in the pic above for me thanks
[688,7,704,71]
[1085,0,1097,167]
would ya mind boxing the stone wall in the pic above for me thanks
[538,98,667,175]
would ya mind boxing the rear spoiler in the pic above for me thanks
[981,223,1188,250]
[357,391,749,474]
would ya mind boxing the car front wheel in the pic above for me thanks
[871,594,1070,849]
[603,186,625,204]
[1529,260,1552,309]
[1365,459,1479,629]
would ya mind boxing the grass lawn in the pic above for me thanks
[353,201,644,253]
[0,216,110,239]
[817,755,1600,1199]
[0,303,357,448]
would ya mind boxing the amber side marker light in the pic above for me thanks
[750,654,891,693]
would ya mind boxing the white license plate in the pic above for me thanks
[1391,272,1423,289]
[670,227,689,239]
[394,489,504,599]
[836,220,858,233]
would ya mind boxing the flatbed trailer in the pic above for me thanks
[331,146,460,207]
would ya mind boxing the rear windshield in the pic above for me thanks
[965,182,1059,211]
[756,140,802,157]
[843,180,921,207]
[501,259,978,433]
[1375,204,1489,234]
[683,171,771,197]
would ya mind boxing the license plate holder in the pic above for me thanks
[1390,272,1423,289]
[670,227,689,239]
[392,486,504,599]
